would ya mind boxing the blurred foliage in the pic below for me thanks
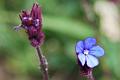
[0,0,120,80]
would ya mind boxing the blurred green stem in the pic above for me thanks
[36,47,49,80]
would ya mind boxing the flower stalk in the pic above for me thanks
[36,47,49,80]
[86,70,94,80]
[80,67,94,80]
[15,2,49,80]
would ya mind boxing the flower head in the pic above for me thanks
[16,3,44,47]
[75,37,104,74]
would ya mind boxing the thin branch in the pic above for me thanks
[36,47,49,80]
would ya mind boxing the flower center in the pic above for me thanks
[84,50,89,55]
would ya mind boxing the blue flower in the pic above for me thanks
[75,37,104,68]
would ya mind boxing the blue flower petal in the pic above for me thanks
[76,41,84,54]
[78,53,86,66]
[84,37,96,49]
[86,54,99,68]
[89,46,104,57]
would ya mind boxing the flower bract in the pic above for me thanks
[16,3,44,47]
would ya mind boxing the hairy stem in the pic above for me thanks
[87,71,95,80]
[36,47,49,80]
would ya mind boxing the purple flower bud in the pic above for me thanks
[16,3,44,47]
